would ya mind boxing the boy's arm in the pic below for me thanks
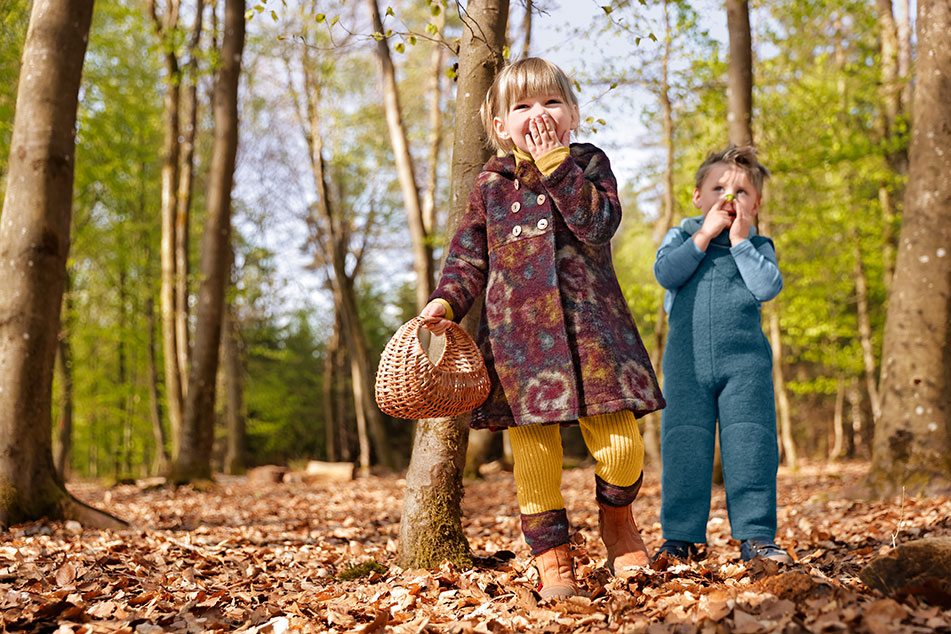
[654,227,705,290]
[428,180,490,320]
[540,146,622,246]
[731,238,783,302]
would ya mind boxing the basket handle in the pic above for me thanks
[411,315,471,368]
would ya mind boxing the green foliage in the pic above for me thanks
[0,0,30,200]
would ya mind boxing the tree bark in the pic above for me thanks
[367,0,434,310]
[725,0,753,147]
[174,0,206,392]
[150,0,186,461]
[830,375,845,460]
[145,297,170,475]
[850,226,882,423]
[866,0,951,497]
[421,6,447,240]
[54,329,74,480]
[398,0,509,570]
[171,0,245,483]
[0,0,123,529]
[323,316,341,462]
[222,297,245,475]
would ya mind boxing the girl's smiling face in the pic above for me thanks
[493,93,579,155]
[692,163,761,222]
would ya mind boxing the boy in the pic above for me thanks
[652,145,791,563]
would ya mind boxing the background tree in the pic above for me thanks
[0,0,121,528]
[171,0,246,483]
[398,0,509,570]
[866,0,951,496]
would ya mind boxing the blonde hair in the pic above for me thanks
[480,57,579,152]
[695,145,771,195]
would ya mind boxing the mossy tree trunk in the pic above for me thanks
[398,0,509,570]
[0,0,123,529]
[866,0,951,497]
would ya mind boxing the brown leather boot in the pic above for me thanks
[534,543,578,599]
[598,501,650,574]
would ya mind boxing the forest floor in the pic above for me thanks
[3,459,951,633]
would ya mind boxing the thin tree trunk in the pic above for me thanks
[421,7,447,239]
[398,0,509,570]
[866,0,951,496]
[519,0,533,58]
[172,0,245,483]
[222,297,245,475]
[875,0,903,289]
[726,0,753,147]
[768,302,796,470]
[896,0,912,110]
[0,0,123,529]
[145,297,170,475]
[830,376,845,460]
[847,377,862,458]
[174,0,206,391]
[850,226,881,423]
[54,330,74,480]
[367,0,434,310]
[150,0,186,461]
[323,316,341,462]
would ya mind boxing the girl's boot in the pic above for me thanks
[598,501,650,574]
[534,543,578,599]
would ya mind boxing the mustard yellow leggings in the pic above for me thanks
[508,410,644,514]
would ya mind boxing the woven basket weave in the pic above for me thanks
[375,316,491,419]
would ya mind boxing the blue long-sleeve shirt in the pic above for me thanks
[654,215,782,314]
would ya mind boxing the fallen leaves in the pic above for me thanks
[1,461,950,632]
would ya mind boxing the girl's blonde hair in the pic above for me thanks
[480,57,579,152]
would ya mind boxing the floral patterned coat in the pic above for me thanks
[430,143,665,429]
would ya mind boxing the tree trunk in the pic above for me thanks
[145,297,170,475]
[830,376,845,460]
[895,0,912,110]
[725,0,754,147]
[850,226,882,423]
[0,0,123,529]
[398,0,509,570]
[54,331,74,480]
[367,0,434,310]
[866,0,951,497]
[222,298,245,475]
[151,0,186,461]
[421,6,447,240]
[519,0,533,58]
[323,316,341,462]
[299,57,400,473]
[174,0,206,392]
[171,0,245,484]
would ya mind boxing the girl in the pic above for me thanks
[421,58,665,599]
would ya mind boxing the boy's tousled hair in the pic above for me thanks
[480,57,579,152]
[695,145,771,195]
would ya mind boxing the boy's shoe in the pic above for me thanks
[533,543,579,599]
[652,539,700,562]
[739,538,793,563]
[597,501,650,574]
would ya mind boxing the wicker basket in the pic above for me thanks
[375,316,491,419]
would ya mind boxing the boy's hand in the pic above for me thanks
[525,113,569,159]
[729,200,756,246]
[696,196,734,242]
[420,301,451,335]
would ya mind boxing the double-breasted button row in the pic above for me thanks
[511,194,548,213]
[511,218,550,236]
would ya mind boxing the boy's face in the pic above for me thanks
[692,163,761,222]
[493,93,579,154]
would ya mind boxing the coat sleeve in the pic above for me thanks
[654,227,705,290]
[428,180,489,321]
[731,237,783,302]
[541,145,621,246]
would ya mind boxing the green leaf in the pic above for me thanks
[331,16,340,26]
[372,31,384,40]
[408,35,417,46]
[602,5,613,14]
[446,67,457,80]
[431,4,441,15]
[385,28,392,38]
[597,118,606,125]
[394,42,405,53]
[270,9,278,21]
[244,8,254,19]
[385,6,394,16]
[315,13,326,22]
[254,5,265,12]
[502,45,510,59]
[649,32,657,41]
[426,22,437,35]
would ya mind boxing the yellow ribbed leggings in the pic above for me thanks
[508,410,644,514]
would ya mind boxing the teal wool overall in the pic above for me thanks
[659,226,779,544]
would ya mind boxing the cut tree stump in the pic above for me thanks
[859,537,951,607]
[247,465,288,484]
[301,460,355,482]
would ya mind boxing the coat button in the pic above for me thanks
[536,194,546,205]
[511,201,521,213]
[512,225,522,237]
[514,179,520,190]
[537,218,549,230]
